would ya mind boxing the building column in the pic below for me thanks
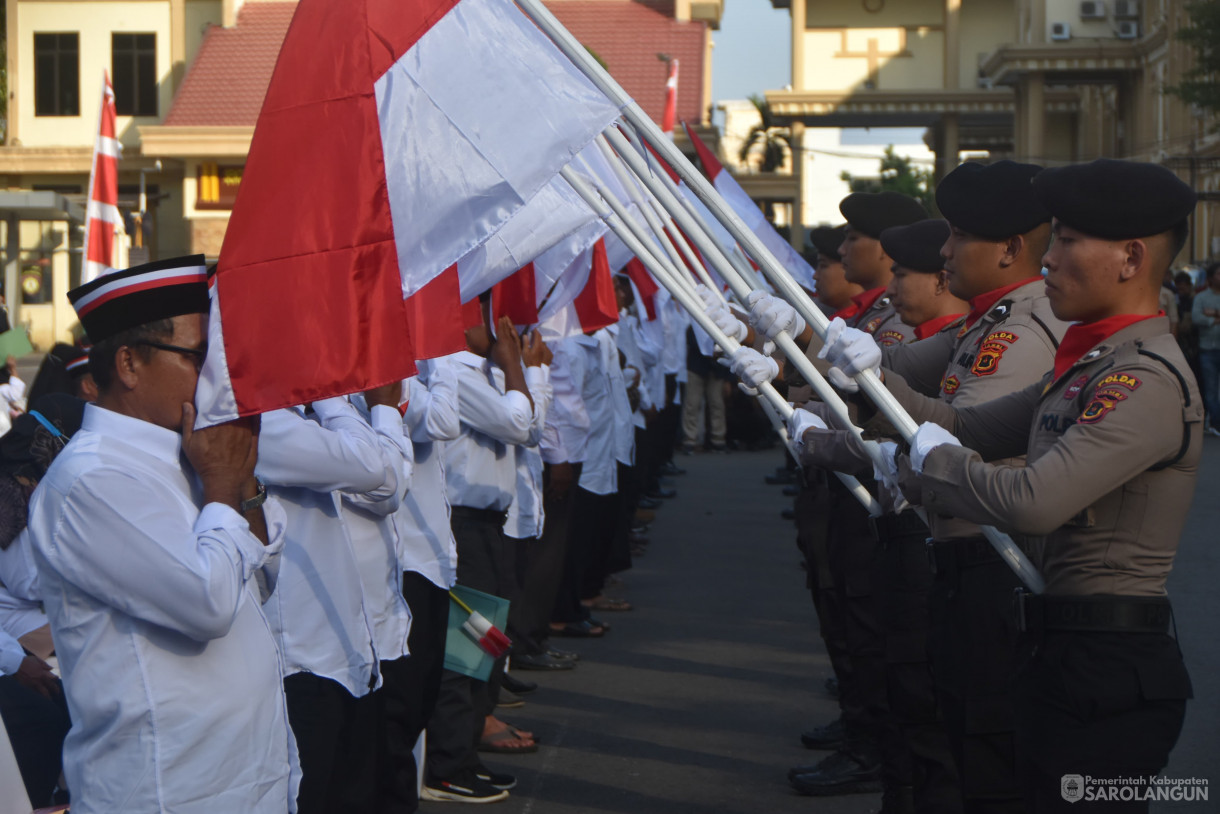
[944,0,961,90]
[791,0,805,92]
[1015,71,1045,163]
[936,114,960,183]
[4,215,19,326]
[791,121,805,251]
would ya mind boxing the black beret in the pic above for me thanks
[935,160,1049,239]
[1032,159,1196,240]
[839,192,928,239]
[68,254,210,343]
[880,219,951,273]
[807,224,848,262]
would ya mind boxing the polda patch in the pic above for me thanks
[1096,372,1142,391]
[1077,388,1128,425]
[970,341,1009,376]
[984,330,1019,345]
[877,329,906,346]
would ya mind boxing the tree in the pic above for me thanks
[839,146,936,213]
[738,95,789,173]
[1166,1,1220,119]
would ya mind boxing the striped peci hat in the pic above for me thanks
[68,255,210,343]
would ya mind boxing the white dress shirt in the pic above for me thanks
[28,404,299,814]
[398,360,462,589]
[575,334,617,495]
[0,530,46,675]
[505,363,552,540]
[256,399,405,695]
[344,396,415,663]
[661,299,689,387]
[616,311,651,426]
[444,351,543,511]
[542,336,591,465]
[601,326,636,466]
[636,303,666,410]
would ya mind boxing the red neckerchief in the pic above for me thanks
[832,302,860,320]
[914,311,967,341]
[1052,312,1163,382]
[965,276,1043,328]
[847,287,887,322]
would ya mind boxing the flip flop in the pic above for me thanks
[550,620,606,638]
[477,727,538,754]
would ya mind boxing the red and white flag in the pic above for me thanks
[537,239,620,341]
[660,59,678,137]
[81,72,124,283]
[683,122,816,293]
[197,0,619,425]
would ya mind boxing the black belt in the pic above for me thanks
[1014,592,1172,634]
[871,510,929,541]
[451,505,509,525]
[928,536,1001,572]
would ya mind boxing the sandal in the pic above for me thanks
[550,620,607,638]
[582,596,633,612]
[477,727,538,754]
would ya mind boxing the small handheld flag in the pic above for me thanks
[449,590,512,659]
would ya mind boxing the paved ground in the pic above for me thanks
[422,443,1220,814]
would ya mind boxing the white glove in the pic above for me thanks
[826,366,860,394]
[871,441,909,513]
[786,407,827,449]
[698,285,748,342]
[817,318,882,378]
[746,290,806,341]
[910,421,961,473]
[720,346,779,396]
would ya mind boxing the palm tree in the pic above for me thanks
[738,95,790,173]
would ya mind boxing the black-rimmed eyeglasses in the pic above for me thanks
[137,341,208,371]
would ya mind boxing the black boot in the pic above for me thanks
[789,750,882,796]
[799,716,846,750]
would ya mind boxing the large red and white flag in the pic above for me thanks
[683,122,816,293]
[197,0,619,425]
[81,72,123,283]
[537,239,619,341]
[660,59,678,137]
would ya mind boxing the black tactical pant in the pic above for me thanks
[880,523,961,814]
[795,471,846,699]
[928,540,1025,814]
[1015,629,1190,813]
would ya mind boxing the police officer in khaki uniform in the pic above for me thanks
[821,161,1067,813]
[888,159,1199,812]
[790,218,967,813]
[749,192,928,802]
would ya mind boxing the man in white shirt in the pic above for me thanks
[256,386,409,814]
[30,255,299,814]
[425,309,548,803]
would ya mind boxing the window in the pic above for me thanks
[112,33,157,116]
[34,33,79,116]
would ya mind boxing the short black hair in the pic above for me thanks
[89,318,174,393]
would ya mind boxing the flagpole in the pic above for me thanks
[560,164,883,516]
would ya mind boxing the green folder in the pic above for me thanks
[444,584,511,681]
[0,329,33,361]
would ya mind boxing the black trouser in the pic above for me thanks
[929,540,1024,814]
[879,524,961,814]
[426,507,513,781]
[826,480,891,766]
[285,672,379,814]
[379,572,449,813]
[657,373,682,466]
[517,462,581,643]
[605,460,637,576]
[1015,629,1190,813]
[795,471,845,698]
[0,675,70,808]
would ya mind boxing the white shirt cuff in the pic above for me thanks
[370,403,403,434]
[310,396,354,422]
[0,633,25,676]
[526,365,549,389]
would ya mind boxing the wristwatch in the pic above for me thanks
[239,478,267,513]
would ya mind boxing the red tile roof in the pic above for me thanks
[163,3,296,126]
[550,1,707,126]
[162,0,706,130]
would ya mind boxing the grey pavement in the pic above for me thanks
[431,443,1220,814]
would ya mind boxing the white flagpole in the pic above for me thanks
[560,164,884,516]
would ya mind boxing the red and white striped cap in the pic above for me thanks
[67,255,209,342]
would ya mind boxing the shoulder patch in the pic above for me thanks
[1077,388,1128,425]
[984,330,1019,345]
[956,321,971,339]
[970,340,1009,377]
[941,373,961,396]
[1096,372,1142,391]
[876,329,906,346]
[1063,374,1089,401]
[862,317,884,334]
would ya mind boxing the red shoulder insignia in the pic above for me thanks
[876,329,906,346]
[970,341,1009,377]
[941,374,961,396]
[1096,372,1142,391]
[862,317,884,334]
[984,330,1019,345]
[1077,388,1128,425]
[1063,374,1089,401]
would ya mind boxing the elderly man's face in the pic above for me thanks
[137,313,207,432]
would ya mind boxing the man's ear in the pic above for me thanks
[1118,239,1146,283]
[997,234,1023,269]
[113,346,141,391]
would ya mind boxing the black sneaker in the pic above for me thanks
[800,716,846,750]
[789,750,882,796]
[475,766,517,790]
[422,771,509,803]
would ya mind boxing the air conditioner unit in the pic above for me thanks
[1080,1,1106,20]
[1116,20,1140,38]
[1050,22,1072,41]
[1114,0,1139,18]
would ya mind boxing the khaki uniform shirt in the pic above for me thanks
[897,317,1201,596]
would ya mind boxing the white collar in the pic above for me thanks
[82,403,182,466]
